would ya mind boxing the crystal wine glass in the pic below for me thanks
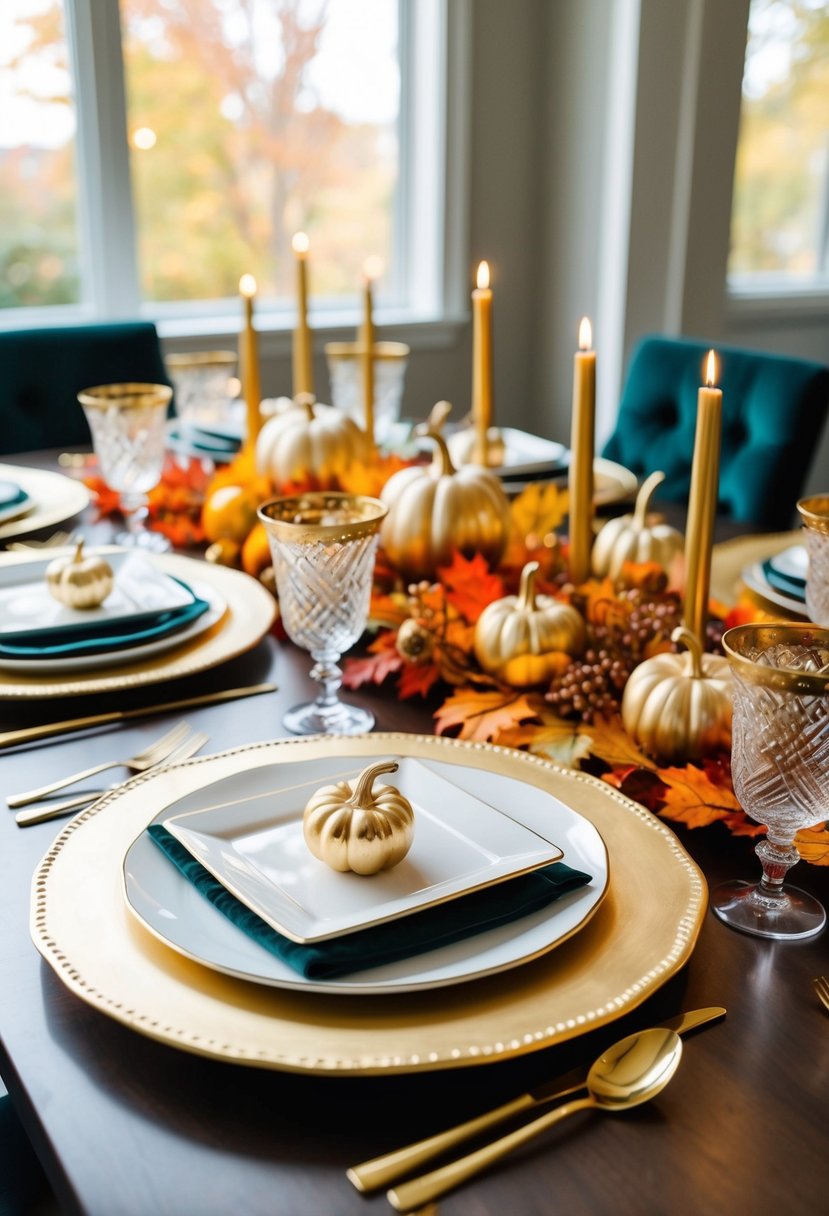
[797,495,829,626]
[712,623,828,940]
[78,383,173,551]
[258,492,388,735]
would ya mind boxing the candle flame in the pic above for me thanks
[239,273,257,298]
[705,349,718,387]
[476,260,490,290]
[292,232,310,255]
[363,255,384,283]
[578,316,592,351]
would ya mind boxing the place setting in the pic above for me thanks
[0,461,91,546]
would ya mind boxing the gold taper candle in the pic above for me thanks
[291,232,314,398]
[683,349,722,643]
[238,273,261,449]
[568,316,596,582]
[471,260,493,465]
[359,256,382,442]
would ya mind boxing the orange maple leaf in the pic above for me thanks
[338,452,415,497]
[437,551,506,623]
[341,632,402,689]
[433,688,539,742]
[398,662,441,699]
[656,764,748,831]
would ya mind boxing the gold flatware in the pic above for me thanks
[814,976,829,1014]
[7,530,77,551]
[348,1005,725,1194]
[0,682,276,750]
[15,731,210,826]
[387,1027,683,1212]
[7,721,191,807]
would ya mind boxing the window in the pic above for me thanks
[729,0,829,288]
[0,0,450,330]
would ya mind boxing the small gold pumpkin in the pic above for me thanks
[474,560,585,687]
[621,625,732,763]
[591,470,684,579]
[303,760,414,876]
[255,394,370,489]
[45,539,114,610]
[380,428,511,581]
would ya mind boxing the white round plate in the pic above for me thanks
[742,562,808,617]
[123,754,608,996]
[0,463,90,542]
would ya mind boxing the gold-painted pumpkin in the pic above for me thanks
[426,399,507,469]
[255,394,370,489]
[592,470,684,578]
[621,625,732,763]
[380,429,510,580]
[303,760,414,876]
[45,540,114,610]
[474,560,585,686]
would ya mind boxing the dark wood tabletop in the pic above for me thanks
[1,454,827,1216]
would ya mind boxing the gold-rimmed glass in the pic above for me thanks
[797,495,829,626]
[166,350,239,434]
[78,383,172,551]
[325,341,409,442]
[713,623,828,940]
[258,492,388,736]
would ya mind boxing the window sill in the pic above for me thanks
[725,283,829,326]
[155,309,470,357]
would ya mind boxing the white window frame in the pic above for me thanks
[0,0,471,352]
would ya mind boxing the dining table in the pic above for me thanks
[1,448,828,1216]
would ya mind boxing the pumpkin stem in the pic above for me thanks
[352,760,400,805]
[671,625,703,679]
[517,561,540,612]
[414,428,456,477]
[632,470,666,530]
[426,400,452,432]
[73,538,86,562]
[293,392,316,421]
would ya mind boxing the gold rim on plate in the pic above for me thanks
[31,734,706,1075]
[0,547,275,698]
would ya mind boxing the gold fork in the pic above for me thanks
[814,976,829,1014]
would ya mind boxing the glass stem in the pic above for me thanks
[754,831,800,903]
[309,650,344,710]
[120,491,149,533]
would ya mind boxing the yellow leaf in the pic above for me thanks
[497,719,595,769]
[504,482,569,567]
[795,822,829,866]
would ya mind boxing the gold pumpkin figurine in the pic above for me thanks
[474,560,585,687]
[303,760,415,876]
[591,470,684,579]
[45,539,114,610]
[380,427,510,581]
[621,625,732,763]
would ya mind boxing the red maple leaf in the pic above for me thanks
[341,632,403,689]
[437,551,506,623]
[398,661,441,699]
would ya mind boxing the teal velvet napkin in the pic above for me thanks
[0,480,29,509]
[0,589,210,660]
[761,560,806,602]
[147,824,593,980]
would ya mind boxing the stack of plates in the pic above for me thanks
[0,546,275,699]
[166,418,244,463]
[0,464,90,545]
[31,734,707,1075]
[742,544,808,616]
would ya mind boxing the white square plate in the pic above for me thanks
[163,757,565,944]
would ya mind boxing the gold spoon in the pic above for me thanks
[387,1026,683,1212]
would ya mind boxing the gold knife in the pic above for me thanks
[346,1006,726,1194]
[0,683,277,749]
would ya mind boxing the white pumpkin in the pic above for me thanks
[592,470,684,578]
[255,395,370,489]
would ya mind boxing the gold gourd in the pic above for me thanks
[621,625,732,763]
[591,471,684,579]
[254,394,370,489]
[45,539,114,610]
[474,560,585,687]
[380,428,511,581]
[303,760,414,876]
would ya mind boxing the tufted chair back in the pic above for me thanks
[602,335,829,529]
[0,322,170,455]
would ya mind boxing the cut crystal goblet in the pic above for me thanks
[712,623,828,940]
[258,492,387,736]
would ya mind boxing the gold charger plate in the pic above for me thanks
[0,547,275,698]
[0,463,90,542]
[31,734,706,1076]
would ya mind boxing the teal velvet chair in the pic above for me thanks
[602,335,829,529]
[0,322,169,455]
